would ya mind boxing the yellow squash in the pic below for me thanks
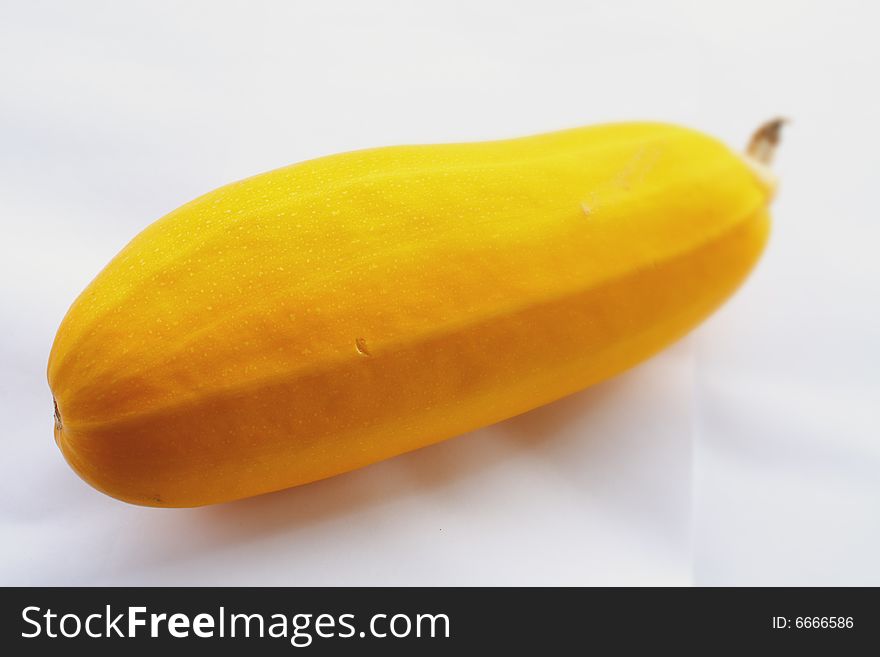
[48,120,782,507]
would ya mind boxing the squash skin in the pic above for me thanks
[48,122,772,507]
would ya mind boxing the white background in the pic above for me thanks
[1,0,878,586]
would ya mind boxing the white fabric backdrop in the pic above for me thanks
[1,0,877,585]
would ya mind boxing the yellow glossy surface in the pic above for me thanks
[48,122,772,507]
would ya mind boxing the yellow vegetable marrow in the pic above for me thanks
[48,119,783,507]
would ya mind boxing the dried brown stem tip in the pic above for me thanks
[746,117,788,166]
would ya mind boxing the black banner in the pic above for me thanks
[1,587,876,653]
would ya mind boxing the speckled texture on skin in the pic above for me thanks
[48,122,772,506]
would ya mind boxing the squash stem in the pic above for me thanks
[53,397,62,431]
[746,117,787,166]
